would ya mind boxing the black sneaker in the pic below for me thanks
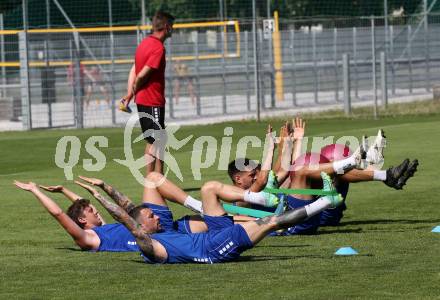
[383,158,410,189]
[395,159,419,190]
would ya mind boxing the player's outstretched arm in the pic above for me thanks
[250,125,275,192]
[40,184,106,225]
[291,117,305,163]
[273,122,287,174]
[40,185,81,202]
[75,181,156,260]
[78,176,136,213]
[14,181,97,250]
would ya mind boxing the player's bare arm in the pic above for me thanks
[40,184,107,225]
[75,180,159,260]
[292,117,305,163]
[14,181,99,250]
[275,123,295,185]
[40,185,81,202]
[78,176,136,213]
[250,125,275,192]
[122,64,136,104]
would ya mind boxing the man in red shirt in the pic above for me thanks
[122,11,174,175]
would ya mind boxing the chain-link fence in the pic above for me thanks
[1,1,440,130]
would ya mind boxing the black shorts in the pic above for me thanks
[137,104,165,144]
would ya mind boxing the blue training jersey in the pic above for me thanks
[91,223,139,252]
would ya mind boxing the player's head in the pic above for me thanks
[320,143,352,162]
[228,158,261,189]
[152,11,175,38]
[67,199,102,229]
[128,206,161,233]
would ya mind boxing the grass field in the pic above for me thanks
[1,102,439,299]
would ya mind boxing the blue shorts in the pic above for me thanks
[272,195,321,236]
[203,214,254,263]
[142,203,192,234]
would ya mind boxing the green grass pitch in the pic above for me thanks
[0,108,439,299]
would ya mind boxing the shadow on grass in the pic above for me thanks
[257,244,312,248]
[183,187,201,192]
[55,247,83,252]
[339,218,440,226]
[318,228,363,235]
[237,254,326,262]
[125,254,318,264]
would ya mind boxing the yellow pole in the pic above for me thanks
[273,11,284,101]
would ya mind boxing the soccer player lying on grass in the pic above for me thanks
[14,162,265,253]
[275,128,418,228]
[76,170,343,264]
[229,118,368,233]
[231,120,417,234]
[78,173,256,236]
[14,181,142,252]
[261,126,418,230]
[75,125,290,235]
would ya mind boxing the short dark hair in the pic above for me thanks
[227,158,260,183]
[128,205,146,222]
[152,11,175,32]
[66,199,90,229]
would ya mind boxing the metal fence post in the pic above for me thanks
[371,17,378,119]
[389,25,395,95]
[194,32,201,116]
[342,53,351,116]
[380,51,388,108]
[268,23,275,108]
[0,14,6,98]
[20,0,32,130]
[108,0,116,125]
[252,0,261,121]
[423,0,431,92]
[352,27,358,99]
[312,30,318,104]
[71,39,83,129]
[221,31,227,114]
[244,31,251,111]
[258,29,266,109]
[290,29,297,106]
[408,25,413,93]
[334,27,339,102]
[43,40,53,127]
[18,31,31,130]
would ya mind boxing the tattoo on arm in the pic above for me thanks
[255,216,275,226]
[274,208,308,229]
[101,183,136,213]
[92,192,154,256]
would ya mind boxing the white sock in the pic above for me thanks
[373,170,387,181]
[304,197,332,217]
[243,190,266,206]
[184,196,203,213]
[332,156,357,174]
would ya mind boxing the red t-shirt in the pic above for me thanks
[134,35,166,107]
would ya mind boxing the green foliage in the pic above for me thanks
[0,0,21,14]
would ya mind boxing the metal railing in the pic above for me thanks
[1,14,440,130]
